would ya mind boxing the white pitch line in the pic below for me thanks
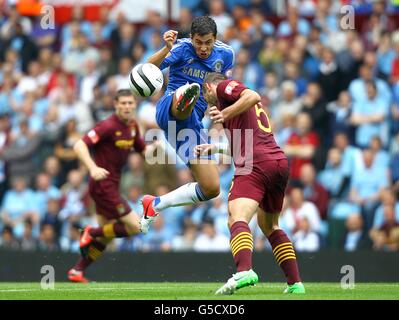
[0,286,182,293]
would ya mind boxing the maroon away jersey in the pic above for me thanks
[216,80,286,168]
[82,114,145,182]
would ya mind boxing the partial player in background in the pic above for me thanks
[67,89,157,283]
[140,16,234,231]
[195,73,305,295]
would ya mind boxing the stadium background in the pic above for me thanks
[0,0,399,282]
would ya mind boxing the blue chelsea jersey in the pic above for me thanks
[160,38,235,120]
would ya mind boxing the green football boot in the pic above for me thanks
[283,282,306,294]
[215,269,259,295]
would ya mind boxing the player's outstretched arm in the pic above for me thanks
[147,30,178,67]
[73,139,109,181]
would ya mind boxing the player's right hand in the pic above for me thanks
[90,166,110,181]
[164,30,178,50]
[194,144,217,156]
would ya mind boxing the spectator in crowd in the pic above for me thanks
[58,169,87,238]
[273,80,302,129]
[20,218,38,251]
[350,80,390,148]
[126,184,143,215]
[206,195,229,237]
[34,172,61,219]
[373,188,399,229]
[42,197,62,236]
[60,222,82,253]
[301,82,329,167]
[42,156,62,188]
[0,225,19,250]
[349,64,392,106]
[283,61,307,96]
[5,22,38,73]
[37,223,59,251]
[316,47,342,103]
[369,135,390,169]
[284,112,319,179]
[332,132,363,197]
[139,10,168,50]
[209,0,233,37]
[317,147,345,200]
[193,217,230,252]
[0,176,39,238]
[111,21,137,61]
[342,213,371,251]
[141,215,172,252]
[369,204,399,251]
[171,221,197,251]
[120,153,145,197]
[56,87,93,134]
[176,8,192,39]
[259,71,281,110]
[277,5,311,38]
[137,90,163,132]
[349,148,389,230]
[292,216,321,252]
[62,33,100,78]
[111,56,133,90]
[299,163,329,220]
[327,91,355,144]
[79,59,100,106]
[280,185,322,237]
[54,118,82,186]
[0,118,41,184]
[152,184,185,237]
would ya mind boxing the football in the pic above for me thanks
[128,63,164,97]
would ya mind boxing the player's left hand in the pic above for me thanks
[209,106,224,124]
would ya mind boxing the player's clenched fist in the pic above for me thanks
[90,166,110,181]
[163,30,178,50]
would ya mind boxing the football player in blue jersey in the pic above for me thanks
[140,16,235,232]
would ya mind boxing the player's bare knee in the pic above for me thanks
[202,184,220,199]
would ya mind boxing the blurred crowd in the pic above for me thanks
[0,0,399,254]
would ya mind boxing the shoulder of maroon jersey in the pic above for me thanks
[217,80,246,96]
[101,115,117,129]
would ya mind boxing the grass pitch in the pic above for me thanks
[0,282,398,300]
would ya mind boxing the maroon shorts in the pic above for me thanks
[89,179,131,220]
[228,159,289,213]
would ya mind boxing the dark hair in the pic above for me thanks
[114,89,134,102]
[202,72,227,93]
[191,16,217,37]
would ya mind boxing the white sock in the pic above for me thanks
[153,182,207,211]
